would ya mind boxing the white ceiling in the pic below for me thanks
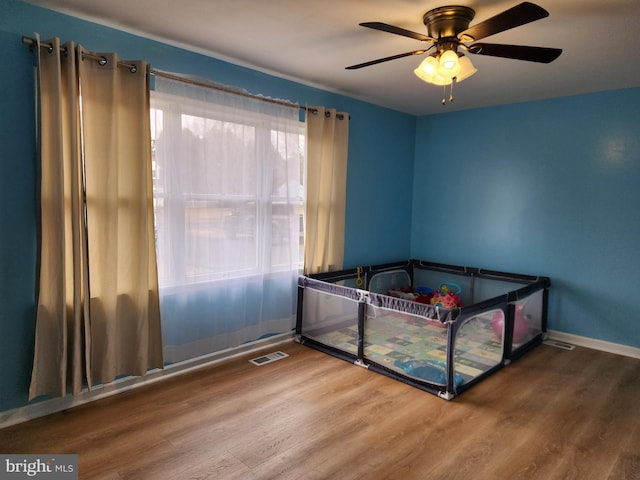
[26,0,640,116]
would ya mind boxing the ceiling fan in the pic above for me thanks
[346,2,562,102]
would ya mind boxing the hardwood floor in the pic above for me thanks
[1,341,639,480]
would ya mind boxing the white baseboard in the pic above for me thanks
[546,330,640,360]
[0,333,294,429]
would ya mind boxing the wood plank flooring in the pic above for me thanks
[0,341,639,479]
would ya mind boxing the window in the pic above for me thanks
[150,90,305,288]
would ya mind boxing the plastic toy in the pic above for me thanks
[430,282,463,308]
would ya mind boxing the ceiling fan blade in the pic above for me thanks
[468,43,562,63]
[360,22,433,42]
[459,2,549,42]
[345,50,428,70]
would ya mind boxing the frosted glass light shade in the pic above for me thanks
[414,56,452,86]
[437,50,460,79]
[456,55,477,82]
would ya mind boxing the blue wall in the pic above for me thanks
[412,90,640,348]
[0,26,38,417]
[0,0,414,412]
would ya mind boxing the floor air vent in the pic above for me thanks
[543,339,576,350]
[249,351,289,366]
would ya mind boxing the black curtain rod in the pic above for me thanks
[22,35,349,120]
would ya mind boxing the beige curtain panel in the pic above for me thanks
[29,35,163,400]
[304,107,349,275]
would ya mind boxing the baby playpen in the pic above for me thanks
[296,259,550,400]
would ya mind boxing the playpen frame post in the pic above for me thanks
[295,280,305,337]
[445,317,457,396]
[356,298,366,363]
[503,302,517,360]
[541,282,550,333]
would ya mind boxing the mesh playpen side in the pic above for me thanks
[296,259,550,400]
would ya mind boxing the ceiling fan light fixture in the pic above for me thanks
[349,3,562,105]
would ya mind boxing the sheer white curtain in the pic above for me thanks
[304,107,349,274]
[151,75,304,363]
[29,35,163,399]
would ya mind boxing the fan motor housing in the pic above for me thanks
[422,5,475,39]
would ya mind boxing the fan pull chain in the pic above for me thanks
[441,80,455,105]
